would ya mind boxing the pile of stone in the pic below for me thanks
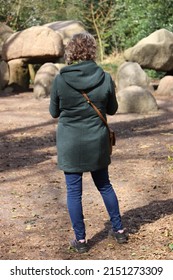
[1,23,173,114]
[0,21,85,97]
[116,28,173,113]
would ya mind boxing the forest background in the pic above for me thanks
[1,0,173,63]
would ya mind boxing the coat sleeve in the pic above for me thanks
[106,76,118,115]
[49,76,60,118]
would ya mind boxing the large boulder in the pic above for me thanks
[2,26,64,63]
[0,23,13,57]
[8,59,30,90]
[156,76,173,96]
[116,61,153,92]
[34,63,59,98]
[45,20,86,45]
[117,86,158,114]
[124,29,173,72]
[0,60,9,90]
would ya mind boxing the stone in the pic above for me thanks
[45,20,86,44]
[0,23,13,56]
[2,26,64,62]
[117,85,158,114]
[124,29,173,71]
[8,59,30,90]
[156,76,173,96]
[0,60,9,89]
[116,61,153,92]
[34,63,59,98]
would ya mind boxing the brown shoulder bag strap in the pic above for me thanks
[81,91,110,133]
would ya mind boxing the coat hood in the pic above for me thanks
[60,60,105,90]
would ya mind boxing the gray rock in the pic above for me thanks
[124,29,173,71]
[8,59,30,90]
[0,23,13,57]
[0,60,9,89]
[156,76,173,96]
[117,86,158,114]
[2,26,64,62]
[116,61,153,92]
[34,63,59,98]
[45,20,86,45]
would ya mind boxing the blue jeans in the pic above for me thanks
[64,167,123,241]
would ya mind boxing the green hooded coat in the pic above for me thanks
[49,60,118,172]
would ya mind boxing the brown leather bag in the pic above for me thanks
[82,91,116,155]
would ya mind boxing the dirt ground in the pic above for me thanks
[0,89,173,260]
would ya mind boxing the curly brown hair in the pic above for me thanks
[64,32,97,64]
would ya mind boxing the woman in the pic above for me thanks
[49,32,128,253]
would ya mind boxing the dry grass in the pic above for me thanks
[98,52,125,79]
